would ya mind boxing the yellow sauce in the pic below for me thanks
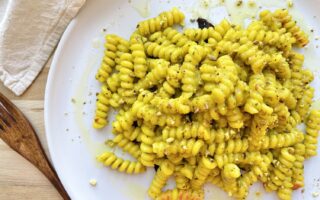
[311,99,320,110]
[123,181,147,200]
[224,0,259,26]
[302,45,320,73]
[130,0,151,18]
[73,53,110,160]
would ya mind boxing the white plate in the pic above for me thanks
[45,0,320,199]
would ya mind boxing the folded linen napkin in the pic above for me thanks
[0,0,86,96]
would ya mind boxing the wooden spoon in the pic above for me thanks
[0,92,70,200]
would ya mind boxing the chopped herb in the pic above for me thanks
[236,0,243,6]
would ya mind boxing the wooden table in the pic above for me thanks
[0,59,62,200]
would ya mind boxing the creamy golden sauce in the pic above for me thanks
[224,0,259,26]
[311,99,320,110]
[73,54,110,159]
[130,0,151,18]
[123,181,147,200]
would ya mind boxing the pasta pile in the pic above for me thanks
[93,7,320,200]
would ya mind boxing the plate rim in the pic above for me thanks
[44,18,78,200]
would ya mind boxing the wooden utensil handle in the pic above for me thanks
[8,133,70,200]
[39,158,70,200]
[0,92,70,199]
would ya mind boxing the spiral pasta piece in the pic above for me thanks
[273,9,309,47]
[208,19,232,47]
[162,122,211,141]
[266,148,295,195]
[118,53,136,104]
[259,10,284,33]
[135,59,169,91]
[152,139,205,158]
[244,74,266,114]
[244,27,295,50]
[163,27,195,54]
[151,96,191,114]
[296,86,314,121]
[156,189,204,200]
[249,129,304,151]
[112,109,136,133]
[145,42,184,63]
[140,124,157,167]
[207,128,238,144]
[226,107,244,129]
[277,179,293,200]
[292,143,305,189]
[209,55,239,104]
[191,157,216,190]
[217,38,269,74]
[184,27,212,42]
[96,34,118,83]
[138,7,185,36]
[148,31,173,47]
[305,110,320,158]
[174,166,190,190]
[181,45,207,97]
[249,106,277,146]
[214,152,263,168]
[237,170,258,199]
[222,163,241,194]
[129,32,148,78]
[108,134,141,159]
[97,152,145,174]
[158,64,182,98]
[208,138,249,155]
[199,64,219,93]
[148,161,175,198]
[93,85,112,129]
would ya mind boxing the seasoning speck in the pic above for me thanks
[236,0,243,6]
[89,179,97,186]
[166,138,175,143]
[71,98,76,103]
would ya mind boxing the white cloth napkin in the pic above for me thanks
[0,0,86,96]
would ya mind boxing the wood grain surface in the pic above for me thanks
[0,59,62,200]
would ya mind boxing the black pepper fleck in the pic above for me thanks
[154,165,159,171]
[197,18,214,29]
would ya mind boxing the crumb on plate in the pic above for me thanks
[89,179,97,186]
